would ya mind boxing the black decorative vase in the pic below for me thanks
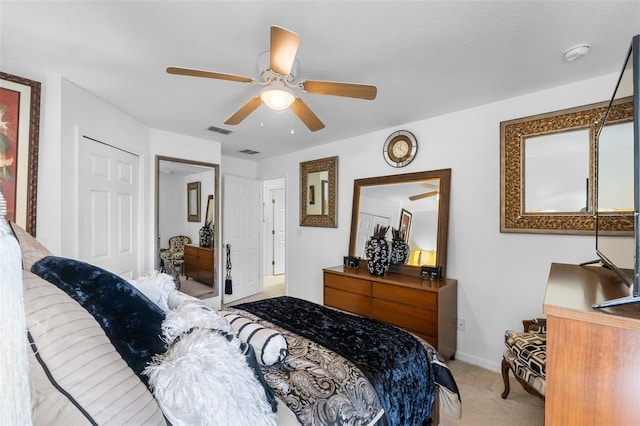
[390,239,410,264]
[199,224,214,247]
[365,237,391,276]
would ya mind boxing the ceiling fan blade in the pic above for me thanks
[292,98,325,132]
[300,80,377,100]
[270,26,300,76]
[167,66,254,83]
[409,191,438,201]
[224,96,262,125]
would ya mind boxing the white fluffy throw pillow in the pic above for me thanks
[128,271,200,311]
[144,304,276,426]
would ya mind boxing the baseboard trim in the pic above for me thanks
[453,351,501,373]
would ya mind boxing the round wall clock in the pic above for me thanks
[383,130,418,167]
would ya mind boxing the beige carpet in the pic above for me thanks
[222,274,285,308]
[440,360,544,426]
[178,275,214,299]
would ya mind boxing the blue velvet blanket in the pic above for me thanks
[31,256,166,386]
[235,296,435,426]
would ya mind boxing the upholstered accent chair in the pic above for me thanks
[159,235,191,277]
[501,318,546,401]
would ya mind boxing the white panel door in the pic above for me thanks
[356,212,390,258]
[223,175,261,303]
[80,136,139,279]
[272,187,286,275]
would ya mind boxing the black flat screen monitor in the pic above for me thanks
[593,34,640,308]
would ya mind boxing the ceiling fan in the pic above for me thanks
[408,182,440,201]
[409,191,438,201]
[167,26,377,132]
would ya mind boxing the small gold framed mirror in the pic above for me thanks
[300,156,338,227]
[187,181,201,222]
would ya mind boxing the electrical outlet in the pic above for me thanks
[457,318,466,332]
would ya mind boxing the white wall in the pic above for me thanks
[257,73,620,371]
[158,172,184,246]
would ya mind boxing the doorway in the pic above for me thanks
[263,178,286,301]
[264,178,286,276]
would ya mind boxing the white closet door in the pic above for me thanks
[356,212,390,258]
[80,136,139,279]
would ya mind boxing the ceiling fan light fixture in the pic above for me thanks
[260,83,295,111]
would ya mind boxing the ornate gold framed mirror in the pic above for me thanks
[300,156,338,227]
[348,168,451,278]
[500,98,633,234]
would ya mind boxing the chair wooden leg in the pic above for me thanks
[501,357,511,399]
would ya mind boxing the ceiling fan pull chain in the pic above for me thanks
[290,108,295,134]
[260,102,264,128]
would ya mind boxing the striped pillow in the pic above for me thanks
[23,271,166,425]
[220,311,288,366]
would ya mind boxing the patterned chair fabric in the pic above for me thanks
[159,235,191,275]
[162,260,181,290]
[501,318,546,400]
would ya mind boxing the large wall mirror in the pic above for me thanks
[500,98,633,234]
[300,156,338,227]
[349,168,451,278]
[156,156,219,292]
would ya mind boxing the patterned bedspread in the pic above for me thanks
[232,296,460,426]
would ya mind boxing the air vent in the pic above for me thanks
[207,125,232,135]
[239,149,260,155]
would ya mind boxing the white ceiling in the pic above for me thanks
[1,1,639,161]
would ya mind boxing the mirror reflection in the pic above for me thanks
[598,121,634,212]
[205,194,215,226]
[306,171,329,216]
[349,169,451,278]
[524,129,591,213]
[354,179,440,265]
[156,156,219,294]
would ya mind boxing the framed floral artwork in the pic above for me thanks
[399,208,412,243]
[0,72,41,236]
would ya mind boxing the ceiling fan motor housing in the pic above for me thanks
[257,50,298,82]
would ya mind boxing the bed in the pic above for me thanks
[9,220,461,426]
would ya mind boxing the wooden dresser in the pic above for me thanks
[184,244,214,286]
[544,263,640,425]
[323,266,457,359]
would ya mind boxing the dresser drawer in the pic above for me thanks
[194,256,212,269]
[197,248,214,261]
[184,253,198,265]
[324,287,372,317]
[324,272,371,296]
[373,283,437,310]
[372,299,437,337]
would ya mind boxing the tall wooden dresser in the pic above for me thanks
[184,244,214,286]
[323,266,457,359]
[544,263,640,425]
